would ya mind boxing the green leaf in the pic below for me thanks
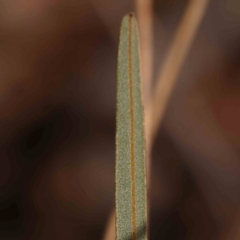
[116,13,148,240]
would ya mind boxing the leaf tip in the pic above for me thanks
[128,12,135,18]
[122,12,136,22]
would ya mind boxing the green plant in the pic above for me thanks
[112,1,209,239]
[116,13,147,240]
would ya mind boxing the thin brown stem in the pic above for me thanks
[135,0,154,106]
[134,0,154,182]
[102,211,115,240]
[145,0,210,145]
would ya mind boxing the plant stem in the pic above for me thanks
[145,0,209,145]
[135,0,154,106]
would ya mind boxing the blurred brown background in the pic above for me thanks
[0,0,240,239]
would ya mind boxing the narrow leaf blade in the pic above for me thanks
[116,13,147,240]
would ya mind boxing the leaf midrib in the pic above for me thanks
[128,14,137,240]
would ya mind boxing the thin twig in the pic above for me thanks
[102,211,115,240]
[135,0,154,106]
[145,0,210,146]
[135,0,154,175]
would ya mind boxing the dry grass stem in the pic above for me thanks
[102,211,115,240]
[146,0,210,144]
[134,0,154,179]
[134,0,153,187]
[135,0,154,106]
